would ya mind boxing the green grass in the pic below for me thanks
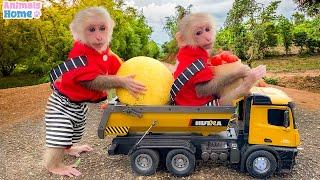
[251,55,320,73]
[0,74,45,89]
[263,77,279,85]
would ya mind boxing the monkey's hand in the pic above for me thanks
[236,64,251,78]
[121,75,147,99]
[250,65,266,80]
[241,65,266,89]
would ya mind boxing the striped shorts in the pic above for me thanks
[44,91,88,148]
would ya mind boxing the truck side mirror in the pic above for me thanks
[283,110,290,128]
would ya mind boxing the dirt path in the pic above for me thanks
[266,70,320,78]
[0,83,51,129]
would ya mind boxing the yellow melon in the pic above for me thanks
[116,56,174,105]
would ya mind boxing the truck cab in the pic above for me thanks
[236,87,300,177]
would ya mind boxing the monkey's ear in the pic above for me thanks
[175,32,184,47]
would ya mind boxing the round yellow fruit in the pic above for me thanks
[116,56,174,105]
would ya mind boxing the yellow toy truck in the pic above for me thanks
[97,87,300,178]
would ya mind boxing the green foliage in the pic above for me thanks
[1,0,161,80]
[293,0,320,17]
[292,18,320,54]
[0,18,37,76]
[0,74,43,89]
[163,5,192,39]
[292,12,305,25]
[223,0,281,61]
[220,0,320,60]
[215,28,233,51]
[263,77,279,85]
[233,25,250,60]
[143,41,161,58]
[278,16,293,54]
[161,5,192,60]
[264,22,278,48]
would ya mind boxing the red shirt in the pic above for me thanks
[173,46,214,106]
[54,41,123,102]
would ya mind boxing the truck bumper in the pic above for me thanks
[274,146,298,170]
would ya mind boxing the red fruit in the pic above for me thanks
[209,55,223,66]
[210,51,239,66]
[220,51,239,63]
[100,103,108,109]
[257,80,267,87]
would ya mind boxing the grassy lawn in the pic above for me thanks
[0,74,44,89]
[252,55,320,73]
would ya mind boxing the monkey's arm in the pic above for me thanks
[80,75,123,91]
[80,75,146,98]
[195,68,248,97]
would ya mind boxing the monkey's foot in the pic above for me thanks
[47,165,82,177]
[65,145,93,157]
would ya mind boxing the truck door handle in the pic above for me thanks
[264,138,272,143]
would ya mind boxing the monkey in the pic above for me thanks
[173,12,266,106]
[43,7,146,177]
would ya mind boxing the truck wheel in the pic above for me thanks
[246,150,277,179]
[166,149,195,177]
[130,149,159,176]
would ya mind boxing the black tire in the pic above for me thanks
[246,150,277,179]
[166,149,195,177]
[130,149,159,176]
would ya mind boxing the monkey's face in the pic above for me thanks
[84,19,109,52]
[192,23,213,52]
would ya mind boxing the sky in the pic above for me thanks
[124,0,298,45]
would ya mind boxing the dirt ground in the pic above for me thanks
[1,70,320,179]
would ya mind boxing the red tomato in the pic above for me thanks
[220,51,239,63]
[209,55,223,66]
[100,103,108,109]
[210,51,239,66]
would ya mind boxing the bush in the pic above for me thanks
[0,74,43,89]
[263,77,279,85]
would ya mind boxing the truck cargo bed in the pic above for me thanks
[98,104,236,138]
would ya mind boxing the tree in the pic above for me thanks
[163,5,192,39]
[0,0,161,77]
[292,15,320,54]
[161,5,192,62]
[0,19,37,76]
[293,31,308,53]
[292,12,305,25]
[224,0,281,60]
[215,28,233,51]
[111,6,158,60]
[278,16,293,55]
[293,0,320,17]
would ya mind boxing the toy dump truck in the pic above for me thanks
[98,87,300,178]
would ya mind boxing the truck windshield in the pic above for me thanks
[288,102,297,129]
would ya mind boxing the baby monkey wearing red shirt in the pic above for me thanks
[173,13,265,106]
[43,7,146,177]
